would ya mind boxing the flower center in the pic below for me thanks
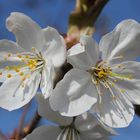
[94,67,110,79]
[89,61,133,85]
[88,62,112,84]
[88,60,133,101]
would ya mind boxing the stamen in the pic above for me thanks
[120,89,125,93]
[110,55,123,60]
[19,72,24,76]
[17,54,22,58]
[31,47,35,52]
[7,74,12,78]
[15,68,20,73]
[109,72,133,80]
[102,79,117,100]
[5,66,10,70]
[25,55,30,59]
[4,56,7,60]
[8,53,11,57]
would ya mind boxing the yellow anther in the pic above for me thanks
[31,47,35,52]
[120,89,125,93]
[17,54,22,58]
[19,72,24,76]
[128,75,133,80]
[21,59,25,62]
[98,70,107,79]
[111,83,115,87]
[27,59,37,70]
[15,68,20,73]
[118,65,122,68]
[8,53,11,57]
[5,66,10,70]
[7,74,12,78]
[25,55,30,59]
[4,56,7,60]
[21,76,26,81]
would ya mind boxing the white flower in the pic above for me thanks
[0,12,66,111]
[24,94,116,140]
[50,19,140,128]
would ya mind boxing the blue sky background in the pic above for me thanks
[0,0,140,139]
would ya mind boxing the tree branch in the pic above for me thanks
[21,111,41,138]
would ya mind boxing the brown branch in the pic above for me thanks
[15,103,31,140]
[69,0,109,30]
[21,111,41,138]
[0,130,7,140]
[67,0,109,48]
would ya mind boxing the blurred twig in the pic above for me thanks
[16,103,31,140]
[21,111,41,138]
[0,130,7,140]
[67,0,109,48]
[69,0,109,29]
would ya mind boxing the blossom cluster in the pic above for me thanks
[0,12,140,140]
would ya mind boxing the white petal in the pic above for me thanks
[68,35,99,70]
[36,94,72,126]
[75,112,116,140]
[0,39,23,57]
[0,71,41,111]
[25,126,61,140]
[49,69,98,117]
[80,35,99,64]
[42,27,66,67]
[6,12,45,52]
[92,84,134,128]
[0,40,25,82]
[40,64,54,99]
[99,19,140,62]
[111,61,140,104]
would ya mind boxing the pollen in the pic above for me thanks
[110,82,115,87]
[128,75,133,80]
[21,59,25,62]
[120,89,125,93]
[19,72,24,76]
[25,55,30,59]
[5,66,10,70]
[27,59,37,70]
[97,70,107,79]
[31,47,35,52]
[4,56,7,60]
[15,68,20,73]
[17,54,22,58]
[8,53,11,57]
[7,74,12,78]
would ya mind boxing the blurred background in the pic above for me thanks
[0,0,140,139]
